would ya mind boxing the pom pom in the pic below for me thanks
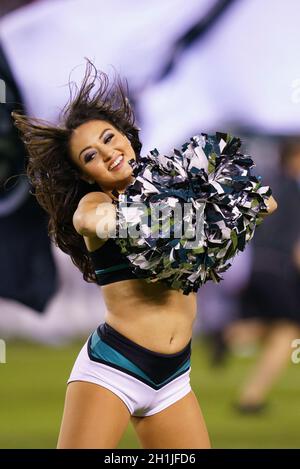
[113,132,272,295]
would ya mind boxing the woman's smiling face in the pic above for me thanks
[69,119,136,193]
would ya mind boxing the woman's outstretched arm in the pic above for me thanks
[73,191,117,238]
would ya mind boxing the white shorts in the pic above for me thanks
[67,322,192,417]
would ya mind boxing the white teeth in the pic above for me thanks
[109,155,123,170]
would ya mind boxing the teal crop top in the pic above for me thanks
[88,238,148,285]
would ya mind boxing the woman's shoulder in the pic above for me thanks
[78,191,113,207]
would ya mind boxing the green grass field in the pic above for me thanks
[0,338,299,448]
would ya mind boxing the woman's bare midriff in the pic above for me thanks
[84,234,197,354]
[99,278,197,354]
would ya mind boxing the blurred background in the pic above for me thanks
[0,0,300,448]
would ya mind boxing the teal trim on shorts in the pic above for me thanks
[89,331,190,387]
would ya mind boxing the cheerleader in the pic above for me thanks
[12,59,277,449]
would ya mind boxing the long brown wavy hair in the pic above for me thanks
[12,59,142,283]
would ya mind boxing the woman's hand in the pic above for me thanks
[260,195,278,217]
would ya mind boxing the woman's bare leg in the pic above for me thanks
[57,381,131,448]
[131,390,211,449]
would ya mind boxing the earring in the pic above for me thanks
[87,180,94,185]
